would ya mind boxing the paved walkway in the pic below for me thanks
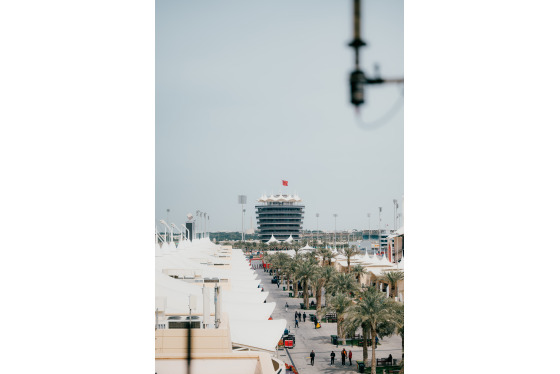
[257,267,402,374]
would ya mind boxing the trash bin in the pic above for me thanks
[289,291,293,297]
[283,286,286,291]
[357,361,365,373]
[330,335,338,345]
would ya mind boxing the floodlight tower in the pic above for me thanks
[238,195,247,241]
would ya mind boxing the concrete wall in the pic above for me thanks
[156,352,277,374]
[155,315,232,357]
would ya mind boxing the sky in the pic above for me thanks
[156,0,403,233]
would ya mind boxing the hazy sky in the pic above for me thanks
[156,0,403,233]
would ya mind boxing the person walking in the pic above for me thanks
[295,318,299,328]
[310,350,315,366]
[330,351,335,365]
[303,312,306,322]
[348,350,353,366]
[285,302,288,312]
[341,348,347,365]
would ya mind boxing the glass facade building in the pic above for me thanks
[255,194,305,242]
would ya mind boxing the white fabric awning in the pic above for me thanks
[229,319,287,352]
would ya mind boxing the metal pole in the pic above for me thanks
[333,214,338,251]
[367,213,371,241]
[316,213,319,244]
[378,207,382,253]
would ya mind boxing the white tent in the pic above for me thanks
[266,235,279,244]
[285,235,294,244]
[229,319,287,352]
[300,243,314,250]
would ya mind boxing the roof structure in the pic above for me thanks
[257,194,303,203]
[266,234,279,244]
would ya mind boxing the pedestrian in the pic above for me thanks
[285,302,288,312]
[330,351,335,365]
[298,311,302,320]
[388,353,393,365]
[295,318,299,328]
[294,311,298,321]
[341,348,346,365]
[348,350,352,366]
[277,281,280,288]
[310,350,315,366]
[303,312,306,322]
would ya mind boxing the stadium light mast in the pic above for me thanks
[316,213,319,243]
[333,214,338,252]
[238,195,247,241]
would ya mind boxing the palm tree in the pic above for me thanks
[342,245,361,273]
[345,288,401,368]
[327,272,359,297]
[381,271,404,299]
[318,247,335,267]
[326,292,353,344]
[295,258,318,309]
[310,265,330,312]
[351,264,367,285]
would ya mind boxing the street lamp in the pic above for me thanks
[160,219,172,246]
[316,213,319,244]
[393,199,398,231]
[378,207,382,253]
[367,213,371,241]
[333,214,338,252]
[238,195,247,242]
[203,212,207,238]
[170,223,181,241]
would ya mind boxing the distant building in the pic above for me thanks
[255,194,305,242]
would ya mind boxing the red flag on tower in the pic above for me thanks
[282,180,288,186]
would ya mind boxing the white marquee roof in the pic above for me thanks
[266,234,279,244]
[229,319,287,352]
[257,194,303,203]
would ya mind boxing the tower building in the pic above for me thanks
[255,194,305,242]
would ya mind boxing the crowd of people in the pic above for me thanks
[325,348,353,366]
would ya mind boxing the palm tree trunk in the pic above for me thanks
[303,280,309,309]
[361,323,368,361]
[370,325,377,369]
[337,316,345,343]
[316,285,322,312]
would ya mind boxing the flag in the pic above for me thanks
[282,180,288,186]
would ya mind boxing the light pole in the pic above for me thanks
[378,207,382,254]
[367,213,371,241]
[171,223,181,241]
[333,214,338,252]
[392,199,397,231]
[238,195,247,242]
[196,210,201,239]
[203,212,207,238]
[160,220,172,245]
[166,209,170,240]
[316,213,319,244]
